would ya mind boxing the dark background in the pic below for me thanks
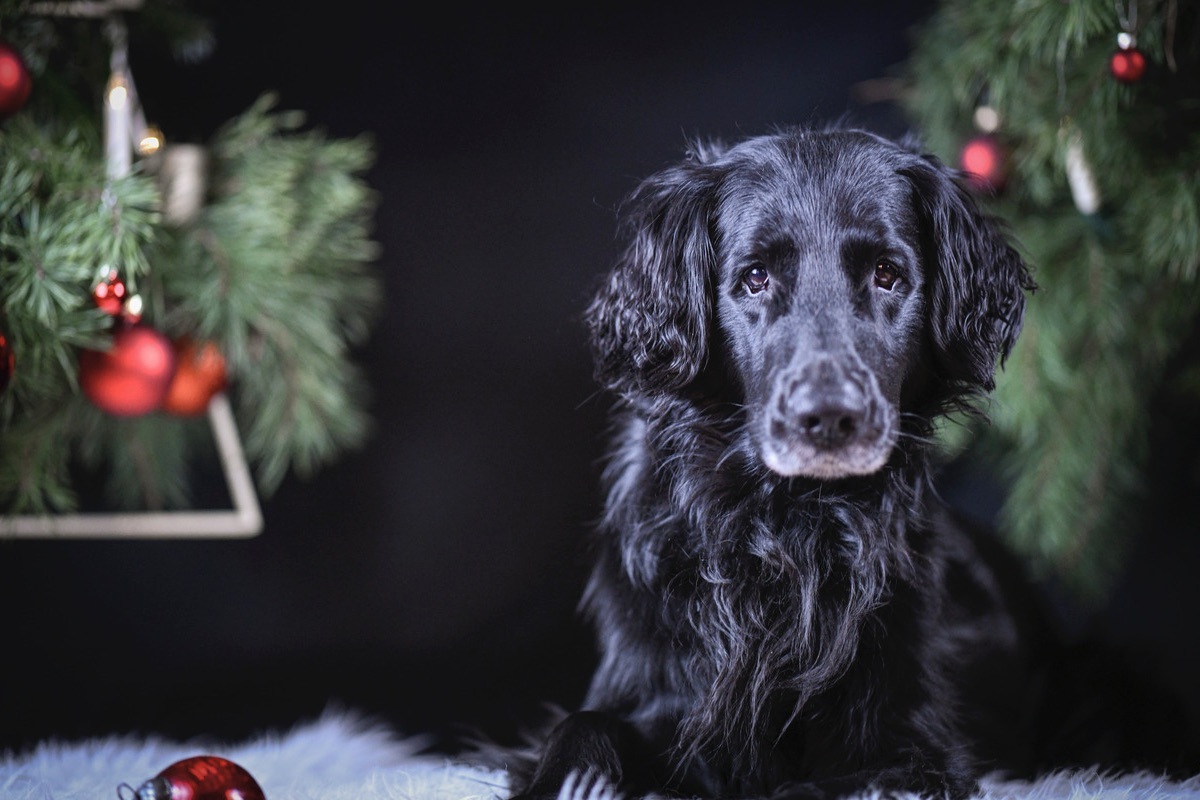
[2,2,1197,758]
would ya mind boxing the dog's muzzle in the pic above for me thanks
[761,357,896,479]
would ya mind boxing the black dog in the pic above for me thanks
[507,126,1042,800]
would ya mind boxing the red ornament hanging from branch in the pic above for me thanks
[92,268,130,316]
[1110,33,1147,83]
[78,324,176,417]
[0,40,32,118]
[1110,3,1147,84]
[119,754,266,800]
[162,337,228,416]
[959,133,1008,193]
[0,331,14,397]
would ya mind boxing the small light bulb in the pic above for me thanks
[125,294,144,322]
[138,126,163,156]
[107,74,128,110]
[973,105,1001,134]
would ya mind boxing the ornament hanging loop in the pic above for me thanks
[1115,0,1138,46]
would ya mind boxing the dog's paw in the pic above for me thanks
[506,769,624,800]
[556,769,624,800]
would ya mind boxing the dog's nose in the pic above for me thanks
[797,401,863,449]
[780,360,870,450]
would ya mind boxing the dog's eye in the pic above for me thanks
[742,266,770,294]
[873,261,901,292]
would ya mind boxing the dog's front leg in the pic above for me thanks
[509,710,649,800]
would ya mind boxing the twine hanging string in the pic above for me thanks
[101,16,155,181]
[104,18,133,179]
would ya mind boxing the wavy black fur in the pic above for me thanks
[506,127,1042,800]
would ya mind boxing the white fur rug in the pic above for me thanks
[2,710,1198,800]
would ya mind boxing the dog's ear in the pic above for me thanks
[585,160,718,395]
[903,155,1035,395]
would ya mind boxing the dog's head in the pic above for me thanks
[586,127,1033,480]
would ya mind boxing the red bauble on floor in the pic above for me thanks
[122,755,265,800]
[78,324,176,416]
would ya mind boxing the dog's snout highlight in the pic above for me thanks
[782,360,869,451]
[798,401,863,450]
[762,354,894,478]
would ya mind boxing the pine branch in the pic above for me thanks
[160,94,382,496]
[907,0,1200,600]
[1,5,383,517]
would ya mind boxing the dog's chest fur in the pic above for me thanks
[582,411,958,795]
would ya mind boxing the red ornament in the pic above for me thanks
[1110,45,1147,83]
[78,324,176,417]
[0,40,32,118]
[92,269,129,316]
[0,332,13,396]
[162,337,228,416]
[959,134,1007,192]
[122,754,265,800]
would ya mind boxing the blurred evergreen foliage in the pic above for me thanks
[0,1,382,514]
[905,0,1200,600]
